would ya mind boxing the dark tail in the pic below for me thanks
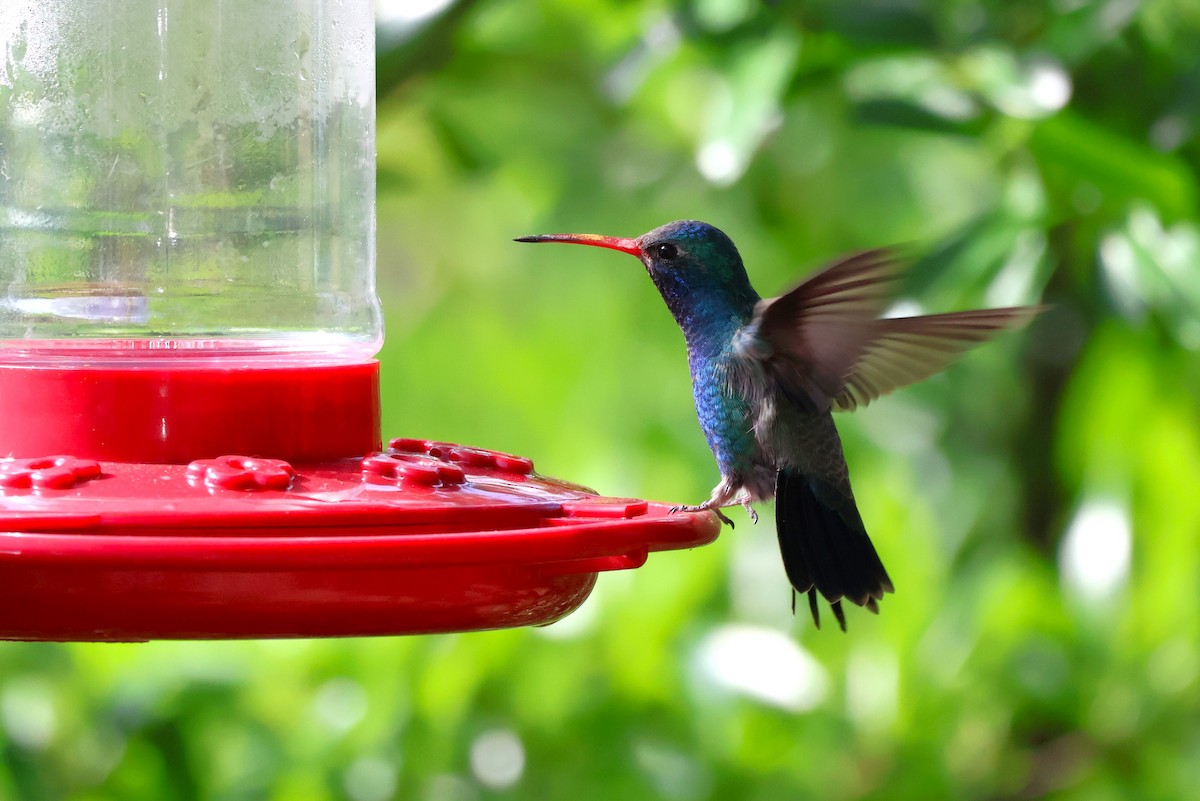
[775,468,894,631]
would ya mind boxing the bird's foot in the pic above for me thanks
[670,502,735,529]
[741,498,758,525]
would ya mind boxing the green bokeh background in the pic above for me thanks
[5,1,1200,799]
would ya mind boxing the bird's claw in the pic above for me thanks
[670,503,735,529]
[670,499,758,528]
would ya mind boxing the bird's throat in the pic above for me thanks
[650,269,759,355]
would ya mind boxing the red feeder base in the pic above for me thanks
[0,360,720,640]
[0,444,718,640]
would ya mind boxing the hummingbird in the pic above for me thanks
[516,221,1037,630]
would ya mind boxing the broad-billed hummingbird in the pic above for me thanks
[517,221,1037,630]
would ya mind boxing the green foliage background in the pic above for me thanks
[4,1,1200,799]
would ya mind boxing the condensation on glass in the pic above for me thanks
[0,0,381,363]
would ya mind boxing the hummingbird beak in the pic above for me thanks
[514,233,642,257]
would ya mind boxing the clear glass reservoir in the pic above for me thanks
[0,0,381,364]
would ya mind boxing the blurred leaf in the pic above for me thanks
[1031,110,1198,221]
[814,2,940,50]
[852,98,986,136]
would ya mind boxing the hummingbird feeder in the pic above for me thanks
[0,0,718,641]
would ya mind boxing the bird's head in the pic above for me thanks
[516,220,757,328]
[516,219,740,277]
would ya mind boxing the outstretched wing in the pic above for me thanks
[831,306,1041,411]
[736,249,901,411]
[735,248,1039,412]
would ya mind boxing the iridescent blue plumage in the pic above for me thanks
[688,347,756,479]
[516,220,1038,630]
[640,224,763,482]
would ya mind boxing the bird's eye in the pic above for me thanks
[654,243,679,260]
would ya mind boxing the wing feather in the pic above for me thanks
[736,247,1041,412]
[746,249,901,410]
[833,307,1042,411]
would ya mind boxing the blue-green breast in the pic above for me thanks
[687,339,759,479]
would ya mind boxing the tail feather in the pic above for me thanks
[776,469,893,631]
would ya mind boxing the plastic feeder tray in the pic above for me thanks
[0,362,720,641]
[0,452,718,641]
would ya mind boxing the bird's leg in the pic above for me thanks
[738,491,758,525]
[670,478,741,528]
